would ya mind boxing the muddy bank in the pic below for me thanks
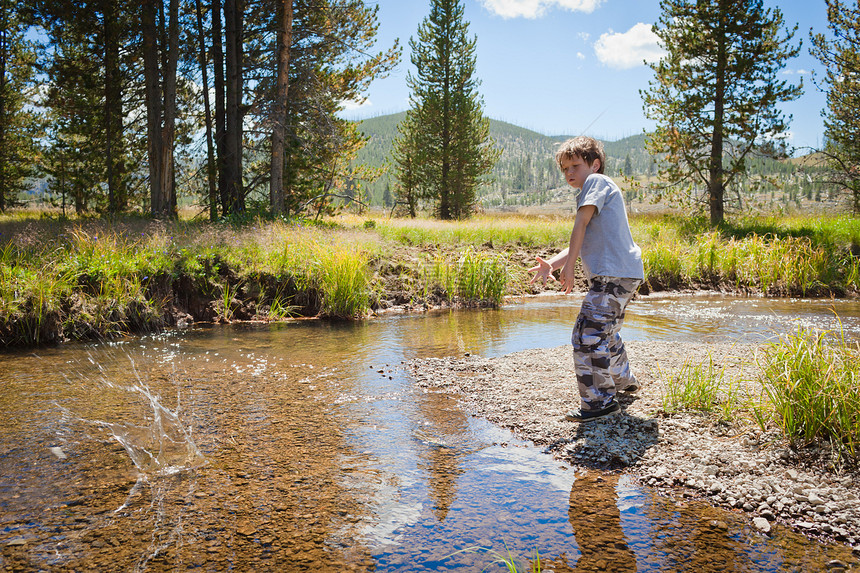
[1,242,856,349]
[407,341,860,557]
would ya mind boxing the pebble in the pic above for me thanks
[753,517,772,534]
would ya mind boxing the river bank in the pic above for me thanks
[408,340,860,560]
[2,213,859,348]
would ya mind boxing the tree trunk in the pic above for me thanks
[709,1,727,227]
[141,0,163,217]
[269,0,293,215]
[195,0,218,221]
[224,0,243,214]
[440,77,451,220]
[159,0,179,218]
[211,0,228,214]
[103,0,124,213]
[0,6,7,212]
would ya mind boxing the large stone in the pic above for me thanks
[753,517,771,534]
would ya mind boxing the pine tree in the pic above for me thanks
[395,0,499,220]
[33,0,141,215]
[242,0,398,217]
[0,0,41,212]
[811,0,860,213]
[642,0,802,226]
[392,110,421,218]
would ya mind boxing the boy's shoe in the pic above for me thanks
[564,400,620,423]
[618,380,640,393]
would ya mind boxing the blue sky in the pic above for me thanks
[344,0,830,151]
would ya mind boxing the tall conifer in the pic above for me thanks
[811,0,860,213]
[0,0,40,212]
[395,0,498,220]
[642,0,802,226]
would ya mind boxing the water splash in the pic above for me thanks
[93,380,205,477]
[64,352,206,479]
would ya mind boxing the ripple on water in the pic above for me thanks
[1,299,859,571]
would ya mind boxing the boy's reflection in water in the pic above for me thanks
[567,471,637,572]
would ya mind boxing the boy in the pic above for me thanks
[529,136,644,422]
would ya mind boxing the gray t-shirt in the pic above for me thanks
[576,173,645,280]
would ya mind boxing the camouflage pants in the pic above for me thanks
[571,276,641,411]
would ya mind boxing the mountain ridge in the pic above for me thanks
[353,112,655,208]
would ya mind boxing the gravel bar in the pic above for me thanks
[408,340,860,555]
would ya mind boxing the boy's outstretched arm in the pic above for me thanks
[528,249,569,285]
[560,205,596,294]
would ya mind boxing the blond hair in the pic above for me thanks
[555,136,605,174]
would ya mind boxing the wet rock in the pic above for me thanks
[49,446,67,460]
[753,517,772,534]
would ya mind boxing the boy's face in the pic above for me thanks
[560,155,600,190]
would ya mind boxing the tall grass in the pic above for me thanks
[0,218,381,344]
[661,353,741,423]
[239,222,376,318]
[317,248,371,318]
[420,248,512,305]
[350,213,860,296]
[342,213,572,249]
[642,229,859,295]
[658,325,860,463]
[2,211,859,346]
[757,327,860,459]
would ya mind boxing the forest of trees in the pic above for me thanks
[0,0,857,220]
[0,0,400,219]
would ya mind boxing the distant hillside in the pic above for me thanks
[351,112,828,212]
[353,112,656,208]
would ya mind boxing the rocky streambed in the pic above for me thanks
[407,341,860,560]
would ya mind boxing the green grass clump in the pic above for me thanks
[446,544,542,573]
[454,249,511,303]
[317,247,372,318]
[662,354,741,423]
[420,248,512,305]
[757,327,860,460]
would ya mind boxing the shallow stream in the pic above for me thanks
[2,294,860,571]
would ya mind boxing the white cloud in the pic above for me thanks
[481,0,602,19]
[576,52,586,60]
[340,98,372,112]
[593,23,665,69]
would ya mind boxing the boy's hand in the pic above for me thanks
[528,256,555,285]
[560,262,576,294]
